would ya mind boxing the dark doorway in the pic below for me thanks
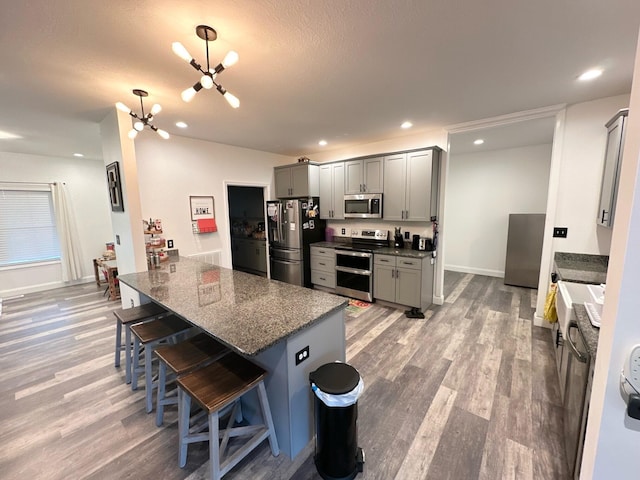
[227,185,267,277]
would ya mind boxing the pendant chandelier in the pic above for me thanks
[116,89,169,140]
[172,25,240,108]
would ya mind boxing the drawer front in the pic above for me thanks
[374,254,396,266]
[310,246,335,258]
[311,254,335,273]
[395,257,422,270]
[311,270,336,288]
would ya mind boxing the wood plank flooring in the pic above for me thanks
[0,272,569,479]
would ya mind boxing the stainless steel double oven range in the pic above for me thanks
[334,229,388,302]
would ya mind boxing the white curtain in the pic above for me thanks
[51,182,84,282]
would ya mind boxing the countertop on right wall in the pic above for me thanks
[554,251,609,284]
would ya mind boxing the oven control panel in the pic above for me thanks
[351,229,388,240]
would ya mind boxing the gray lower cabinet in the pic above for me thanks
[373,254,433,310]
[232,238,267,274]
[310,246,336,289]
[383,149,440,221]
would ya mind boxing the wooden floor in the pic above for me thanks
[0,272,568,480]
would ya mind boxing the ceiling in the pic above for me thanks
[1,0,639,161]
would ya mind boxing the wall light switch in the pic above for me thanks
[341,228,346,235]
[116,234,120,245]
[404,231,410,240]
[167,239,174,248]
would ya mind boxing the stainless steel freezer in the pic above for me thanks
[504,213,546,288]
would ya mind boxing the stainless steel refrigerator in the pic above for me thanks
[267,198,325,287]
[504,213,546,288]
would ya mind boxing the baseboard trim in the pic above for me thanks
[444,265,504,278]
[0,275,94,298]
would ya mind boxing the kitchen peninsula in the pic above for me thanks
[117,256,348,459]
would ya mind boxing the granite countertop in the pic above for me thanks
[310,241,434,259]
[573,303,599,358]
[554,252,609,284]
[118,257,347,356]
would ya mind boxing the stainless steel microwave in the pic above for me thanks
[344,193,382,219]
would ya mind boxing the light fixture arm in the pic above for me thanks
[116,89,169,140]
[175,24,239,107]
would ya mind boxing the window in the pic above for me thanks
[0,188,60,267]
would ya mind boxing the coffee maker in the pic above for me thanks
[393,227,404,248]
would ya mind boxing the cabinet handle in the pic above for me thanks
[363,183,366,192]
[320,276,326,281]
[391,269,395,278]
[401,210,405,219]
[380,259,390,262]
[601,209,608,223]
[319,262,326,266]
[396,269,399,278]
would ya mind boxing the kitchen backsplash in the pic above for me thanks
[325,220,435,241]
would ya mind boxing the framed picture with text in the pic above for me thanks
[190,196,215,221]
[106,161,124,212]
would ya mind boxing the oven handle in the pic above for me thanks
[335,266,372,276]
[565,321,588,363]
[335,250,373,258]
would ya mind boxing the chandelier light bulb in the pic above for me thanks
[157,129,170,140]
[150,104,162,116]
[208,69,218,79]
[223,91,240,109]
[200,74,214,89]
[222,51,239,68]
[128,129,138,139]
[115,102,131,114]
[133,121,144,131]
[181,87,197,102]
[172,42,193,62]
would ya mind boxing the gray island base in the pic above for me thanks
[117,256,348,459]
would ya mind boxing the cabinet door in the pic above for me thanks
[395,267,421,308]
[344,160,364,194]
[275,168,292,198]
[332,163,345,219]
[597,116,625,227]
[319,164,334,219]
[255,242,267,273]
[363,157,384,193]
[373,263,396,303]
[405,150,432,221]
[382,154,406,220]
[290,165,310,197]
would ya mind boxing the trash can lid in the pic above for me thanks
[309,362,360,395]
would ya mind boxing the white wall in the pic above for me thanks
[582,28,640,479]
[134,134,294,269]
[552,94,630,256]
[0,152,113,296]
[444,144,552,277]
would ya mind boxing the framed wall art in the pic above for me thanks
[106,161,124,212]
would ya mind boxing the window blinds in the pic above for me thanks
[0,188,61,267]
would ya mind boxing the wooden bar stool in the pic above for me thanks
[130,315,194,413]
[113,303,168,384]
[154,333,230,427]
[177,353,279,480]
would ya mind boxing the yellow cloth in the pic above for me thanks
[544,283,558,323]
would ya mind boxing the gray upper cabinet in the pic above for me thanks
[319,162,345,219]
[344,157,384,194]
[597,109,628,227]
[383,149,440,221]
[275,163,320,198]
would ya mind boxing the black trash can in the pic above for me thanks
[309,362,365,480]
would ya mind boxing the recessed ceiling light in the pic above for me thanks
[175,121,188,128]
[73,153,84,157]
[318,140,328,146]
[401,121,413,129]
[0,130,22,139]
[578,69,603,81]
[474,139,484,145]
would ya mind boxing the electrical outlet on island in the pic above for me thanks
[404,231,410,240]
